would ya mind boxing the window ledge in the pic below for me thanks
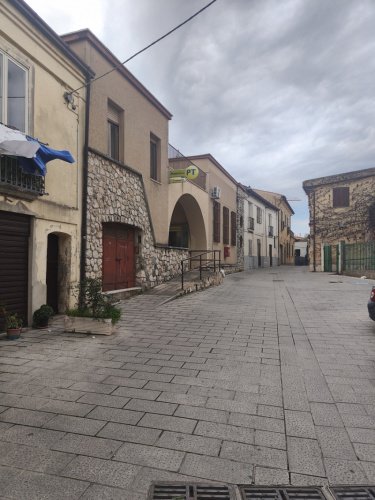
[150,178,162,185]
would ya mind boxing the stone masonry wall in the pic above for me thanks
[307,174,375,271]
[86,151,188,289]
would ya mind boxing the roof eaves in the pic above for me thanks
[184,153,238,185]
[9,0,94,78]
[61,29,172,120]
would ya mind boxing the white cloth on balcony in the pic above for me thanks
[0,123,40,158]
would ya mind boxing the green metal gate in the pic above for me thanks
[323,245,332,272]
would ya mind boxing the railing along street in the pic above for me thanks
[180,250,221,290]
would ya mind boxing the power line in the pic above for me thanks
[69,0,218,95]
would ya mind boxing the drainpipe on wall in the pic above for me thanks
[313,190,316,272]
[80,77,91,300]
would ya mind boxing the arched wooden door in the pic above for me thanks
[102,224,135,291]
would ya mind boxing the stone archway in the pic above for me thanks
[168,194,207,251]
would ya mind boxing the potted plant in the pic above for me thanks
[0,303,6,333]
[32,304,54,329]
[5,313,23,340]
[64,278,121,335]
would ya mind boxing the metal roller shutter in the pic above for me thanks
[0,211,30,327]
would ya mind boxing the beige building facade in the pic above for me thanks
[241,187,279,269]
[254,189,295,265]
[0,0,91,325]
[168,153,239,268]
[63,30,191,291]
[303,167,375,272]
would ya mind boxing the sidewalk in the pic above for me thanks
[0,267,374,498]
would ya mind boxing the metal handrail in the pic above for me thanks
[180,250,221,290]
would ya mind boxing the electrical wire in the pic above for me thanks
[69,0,218,95]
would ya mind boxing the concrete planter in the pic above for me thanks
[64,316,115,336]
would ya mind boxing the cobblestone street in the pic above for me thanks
[0,267,375,498]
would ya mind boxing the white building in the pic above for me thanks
[242,187,279,269]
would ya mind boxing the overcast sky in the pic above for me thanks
[25,0,375,235]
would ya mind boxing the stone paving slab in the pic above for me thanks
[0,267,375,497]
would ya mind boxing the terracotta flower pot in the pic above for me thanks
[6,328,21,340]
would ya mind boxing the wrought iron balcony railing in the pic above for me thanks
[0,156,45,197]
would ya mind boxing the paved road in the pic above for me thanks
[0,267,374,498]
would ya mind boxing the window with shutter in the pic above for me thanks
[333,187,349,207]
[150,133,161,181]
[213,201,221,243]
[223,207,229,244]
[231,211,236,246]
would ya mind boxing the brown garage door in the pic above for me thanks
[0,211,30,325]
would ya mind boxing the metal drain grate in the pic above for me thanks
[331,486,375,500]
[149,482,234,500]
[239,486,326,500]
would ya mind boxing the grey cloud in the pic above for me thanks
[26,0,375,232]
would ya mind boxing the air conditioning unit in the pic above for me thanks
[211,186,221,199]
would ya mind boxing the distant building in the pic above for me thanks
[239,186,279,269]
[303,167,375,272]
[253,190,295,265]
[294,236,308,265]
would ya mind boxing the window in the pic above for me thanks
[107,101,122,161]
[108,121,119,160]
[256,206,262,224]
[231,211,236,246]
[150,133,161,181]
[0,52,28,132]
[248,201,253,217]
[333,187,349,208]
[213,201,221,243]
[223,207,229,244]
[268,213,272,226]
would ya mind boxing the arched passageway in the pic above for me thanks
[168,194,207,251]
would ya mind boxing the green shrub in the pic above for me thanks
[68,278,121,324]
[32,304,54,328]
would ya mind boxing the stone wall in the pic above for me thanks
[86,150,188,289]
[307,174,375,271]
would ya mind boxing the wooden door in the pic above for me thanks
[324,245,332,272]
[46,234,59,312]
[103,224,135,291]
[257,239,261,267]
[269,244,273,267]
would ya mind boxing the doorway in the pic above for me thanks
[103,223,135,291]
[46,233,59,312]
[269,244,273,267]
[257,239,261,267]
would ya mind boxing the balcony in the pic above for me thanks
[268,226,274,237]
[0,155,45,198]
[248,217,254,232]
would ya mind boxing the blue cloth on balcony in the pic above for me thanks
[18,138,75,176]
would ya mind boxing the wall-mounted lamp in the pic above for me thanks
[64,92,76,110]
